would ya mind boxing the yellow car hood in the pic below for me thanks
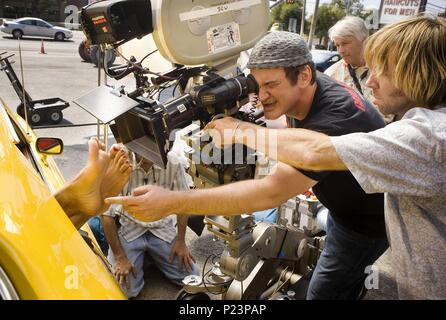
[0,101,125,299]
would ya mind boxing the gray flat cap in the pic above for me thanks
[247,31,312,69]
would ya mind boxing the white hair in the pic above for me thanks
[329,16,369,41]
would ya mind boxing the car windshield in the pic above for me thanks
[16,19,34,25]
[311,51,336,64]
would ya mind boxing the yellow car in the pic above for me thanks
[0,98,125,300]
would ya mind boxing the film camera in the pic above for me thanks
[79,0,324,300]
[79,0,269,184]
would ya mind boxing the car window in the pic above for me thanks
[36,20,50,28]
[18,19,36,26]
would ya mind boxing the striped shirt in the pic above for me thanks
[103,151,192,243]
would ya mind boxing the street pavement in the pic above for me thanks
[0,31,397,300]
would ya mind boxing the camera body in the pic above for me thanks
[81,0,269,73]
[151,0,269,70]
[80,0,154,46]
[113,71,262,169]
[80,0,270,176]
[79,2,325,299]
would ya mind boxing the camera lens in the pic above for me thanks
[192,74,259,106]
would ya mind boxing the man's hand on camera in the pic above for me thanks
[104,185,174,222]
[205,117,243,148]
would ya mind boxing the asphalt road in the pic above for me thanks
[0,31,398,300]
[1,31,108,179]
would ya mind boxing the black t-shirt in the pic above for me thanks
[288,72,386,238]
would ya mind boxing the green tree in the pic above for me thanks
[314,3,345,46]
[332,0,368,18]
[270,1,305,32]
[309,1,372,48]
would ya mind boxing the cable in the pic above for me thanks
[172,75,184,97]
[147,87,160,99]
[150,83,173,100]
[172,81,181,97]
[271,264,296,297]
[157,83,175,99]
[102,48,130,79]
[115,49,178,81]
[251,94,260,108]
[272,266,289,296]
[201,254,232,296]
[140,49,158,64]
[250,93,260,112]
[202,254,221,296]
[201,254,214,288]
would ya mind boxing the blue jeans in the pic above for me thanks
[108,231,199,298]
[254,208,278,224]
[307,214,388,299]
[88,216,109,255]
[315,207,329,232]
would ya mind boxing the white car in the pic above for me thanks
[0,17,73,41]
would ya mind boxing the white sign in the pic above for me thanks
[179,0,261,22]
[207,22,241,54]
[380,0,421,24]
[288,18,297,33]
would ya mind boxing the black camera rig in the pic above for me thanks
[79,0,266,183]
[77,0,327,301]
[109,65,263,188]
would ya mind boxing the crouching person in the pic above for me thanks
[102,151,199,298]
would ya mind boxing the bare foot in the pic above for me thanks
[101,144,132,200]
[54,137,109,223]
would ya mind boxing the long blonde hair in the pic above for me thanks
[365,16,446,108]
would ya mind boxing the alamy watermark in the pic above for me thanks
[64,5,80,30]
[64,265,79,290]
[364,265,379,290]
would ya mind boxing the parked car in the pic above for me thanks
[311,50,341,72]
[0,17,73,41]
[0,97,125,299]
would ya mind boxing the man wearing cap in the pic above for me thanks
[106,31,388,299]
